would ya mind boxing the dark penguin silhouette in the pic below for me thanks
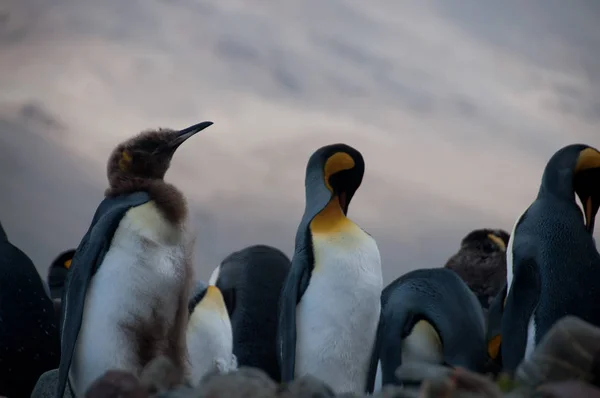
[444,228,509,311]
[376,268,487,388]
[498,143,600,374]
[0,221,61,397]
[47,249,75,301]
[56,121,214,398]
[208,244,290,382]
[277,143,382,394]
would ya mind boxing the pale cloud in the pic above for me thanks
[0,0,598,282]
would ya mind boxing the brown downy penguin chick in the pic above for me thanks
[55,121,214,398]
[444,228,509,312]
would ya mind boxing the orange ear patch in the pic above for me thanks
[64,259,72,269]
[488,334,502,359]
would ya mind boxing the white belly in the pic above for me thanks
[186,305,236,385]
[295,223,382,394]
[69,202,189,396]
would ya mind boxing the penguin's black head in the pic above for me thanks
[540,144,600,233]
[460,228,510,253]
[47,249,75,300]
[304,143,365,217]
[106,121,213,188]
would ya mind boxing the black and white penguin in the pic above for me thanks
[186,281,237,385]
[444,229,509,311]
[55,121,214,398]
[375,268,488,389]
[207,244,290,382]
[0,221,61,397]
[499,143,600,373]
[277,143,382,394]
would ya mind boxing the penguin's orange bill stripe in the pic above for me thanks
[488,335,502,359]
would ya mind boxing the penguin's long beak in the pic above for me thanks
[168,121,214,150]
[583,196,599,233]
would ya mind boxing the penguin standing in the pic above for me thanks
[207,244,290,382]
[47,248,76,330]
[277,143,382,394]
[186,281,237,385]
[55,121,214,398]
[0,221,60,397]
[376,268,487,389]
[47,248,75,301]
[444,228,509,311]
[499,144,600,373]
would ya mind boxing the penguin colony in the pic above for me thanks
[0,119,598,397]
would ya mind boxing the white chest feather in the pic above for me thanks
[186,301,236,385]
[295,221,382,394]
[70,201,190,396]
[400,320,444,365]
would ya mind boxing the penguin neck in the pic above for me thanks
[105,175,188,225]
[538,166,576,203]
[309,196,353,235]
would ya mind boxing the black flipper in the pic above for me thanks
[365,310,384,393]
[500,256,540,374]
[379,308,410,387]
[55,192,151,398]
[276,246,312,384]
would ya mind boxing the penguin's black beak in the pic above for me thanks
[583,196,600,234]
[168,121,214,150]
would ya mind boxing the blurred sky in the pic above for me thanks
[0,0,599,283]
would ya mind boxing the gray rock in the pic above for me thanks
[277,374,335,397]
[31,369,72,398]
[194,367,277,397]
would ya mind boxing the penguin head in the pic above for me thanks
[188,284,229,321]
[47,249,76,300]
[106,121,214,187]
[303,143,365,221]
[460,228,510,253]
[539,144,600,233]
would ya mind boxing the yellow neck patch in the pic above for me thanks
[487,234,506,251]
[575,148,600,173]
[119,150,132,171]
[310,196,352,235]
[488,334,502,359]
[64,259,72,269]
[324,152,355,192]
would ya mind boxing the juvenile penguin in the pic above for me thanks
[186,281,237,385]
[207,244,290,382]
[277,143,382,394]
[0,221,61,397]
[499,144,600,373]
[376,268,487,388]
[444,229,509,311]
[55,121,214,398]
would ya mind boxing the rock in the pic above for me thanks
[277,374,335,397]
[194,367,277,397]
[139,356,185,394]
[536,381,600,398]
[31,369,73,398]
[515,315,600,388]
[84,370,148,398]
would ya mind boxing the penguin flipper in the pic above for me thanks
[379,307,410,387]
[501,255,540,374]
[55,192,151,398]
[276,249,312,383]
[365,310,384,393]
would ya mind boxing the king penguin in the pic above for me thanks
[207,244,290,382]
[0,221,61,397]
[47,249,76,330]
[55,121,214,398]
[375,268,487,389]
[277,143,382,394]
[498,143,600,374]
[444,229,509,312]
[186,281,237,385]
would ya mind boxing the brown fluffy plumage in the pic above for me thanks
[444,228,510,310]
